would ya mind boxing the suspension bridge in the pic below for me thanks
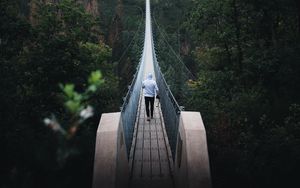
[92,0,211,187]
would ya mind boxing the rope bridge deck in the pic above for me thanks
[129,94,174,187]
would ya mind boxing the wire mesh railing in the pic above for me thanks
[120,50,145,155]
[152,29,182,160]
[155,62,181,159]
[152,12,197,111]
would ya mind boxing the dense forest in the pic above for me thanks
[1,0,299,188]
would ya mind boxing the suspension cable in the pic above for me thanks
[152,12,196,80]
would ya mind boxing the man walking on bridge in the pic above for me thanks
[142,73,159,121]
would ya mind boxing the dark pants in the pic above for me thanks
[145,97,155,118]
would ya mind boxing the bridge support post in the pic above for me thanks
[174,112,211,188]
[92,112,129,188]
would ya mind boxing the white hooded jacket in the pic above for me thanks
[142,73,159,97]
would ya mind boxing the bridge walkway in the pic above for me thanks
[92,0,211,187]
[129,93,174,188]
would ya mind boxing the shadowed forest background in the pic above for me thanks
[1,0,299,188]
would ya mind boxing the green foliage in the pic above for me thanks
[59,70,104,113]
[88,70,103,85]
[41,70,104,173]
[0,0,118,188]
[181,0,300,187]
[61,83,82,113]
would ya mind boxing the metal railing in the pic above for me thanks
[121,50,145,155]
[152,27,182,160]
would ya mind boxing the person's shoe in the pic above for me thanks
[147,117,150,121]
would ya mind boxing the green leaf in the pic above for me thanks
[62,84,75,98]
[65,100,80,113]
[73,92,82,102]
[88,70,104,86]
[87,85,97,92]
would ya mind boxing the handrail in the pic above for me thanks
[150,11,182,159]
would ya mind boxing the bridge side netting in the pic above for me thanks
[121,51,145,155]
[152,32,181,160]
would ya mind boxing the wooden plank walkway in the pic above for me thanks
[129,94,174,188]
